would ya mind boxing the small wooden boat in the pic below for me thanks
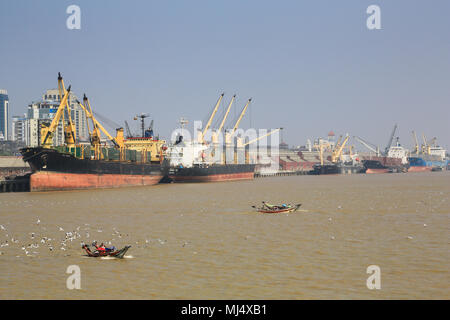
[82,244,131,258]
[252,202,302,214]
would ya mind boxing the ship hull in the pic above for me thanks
[365,168,390,174]
[168,164,255,183]
[309,164,366,175]
[20,147,165,191]
[407,156,448,172]
[407,166,433,173]
[30,171,163,192]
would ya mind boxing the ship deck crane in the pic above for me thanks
[412,131,420,155]
[331,135,350,163]
[353,136,380,156]
[124,120,133,138]
[41,73,77,148]
[243,128,281,147]
[41,85,72,147]
[57,73,77,148]
[226,98,252,145]
[77,96,124,150]
[384,124,397,156]
[198,93,224,144]
[212,95,235,144]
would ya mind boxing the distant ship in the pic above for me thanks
[408,146,448,172]
[165,138,255,182]
[361,140,409,173]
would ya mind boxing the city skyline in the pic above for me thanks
[1,0,449,150]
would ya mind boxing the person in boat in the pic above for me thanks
[92,241,115,253]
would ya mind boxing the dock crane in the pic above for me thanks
[353,136,381,156]
[313,141,331,166]
[212,95,235,144]
[225,98,252,145]
[197,93,224,144]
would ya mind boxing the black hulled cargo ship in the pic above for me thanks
[310,163,366,175]
[168,163,255,182]
[21,146,167,191]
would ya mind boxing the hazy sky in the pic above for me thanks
[1,0,449,150]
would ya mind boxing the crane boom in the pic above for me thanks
[231,98,251,133]
[57,73,77,147]
[384,124,397,155]
[199,93,224,143]
[411,131,420,155]
[217,95,235,133]
[41,86,72,147]
[354,136,380,155]
[332,135,349,162]
[243,128,281,147]
[77,98,123,148]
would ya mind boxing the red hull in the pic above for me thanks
[170,172,254,183]
[407,166,433,172]
[30,171,163,192]
[366,168,390,174]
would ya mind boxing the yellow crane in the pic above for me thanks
[76,96,124,152]
[57,73,77,148]
[225,98,252,145]
[198,93,224,144]
[212,95,235,144]
[41,73,77,148]
[412,131,420,155]
[313,141,331,166]
[41,86,72,147]
[243,128,281,147]
[331,135,349,163]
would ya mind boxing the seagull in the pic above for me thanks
[0,225,5,231]
[36,219,40,225]
[59,227,64,232]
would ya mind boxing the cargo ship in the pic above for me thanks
[165,139,255,182]
[310,163,366,175]
[408,140,448,172]
[21,73,167,191]
[408,153,448,172]
[163,95,262,183]
[21,146,166,191]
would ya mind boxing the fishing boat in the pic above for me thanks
[252,202,302,214]
[82,244,131,258]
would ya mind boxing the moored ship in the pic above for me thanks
[21,146,166,191]
[21,73,167,191]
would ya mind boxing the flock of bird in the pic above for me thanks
[0,218,187,258]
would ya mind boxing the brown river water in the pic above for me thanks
[0,172,449,299]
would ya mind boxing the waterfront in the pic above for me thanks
[0,172,449,299]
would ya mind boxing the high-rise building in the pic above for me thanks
[0,89,9,141]
[12,114,27,143]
